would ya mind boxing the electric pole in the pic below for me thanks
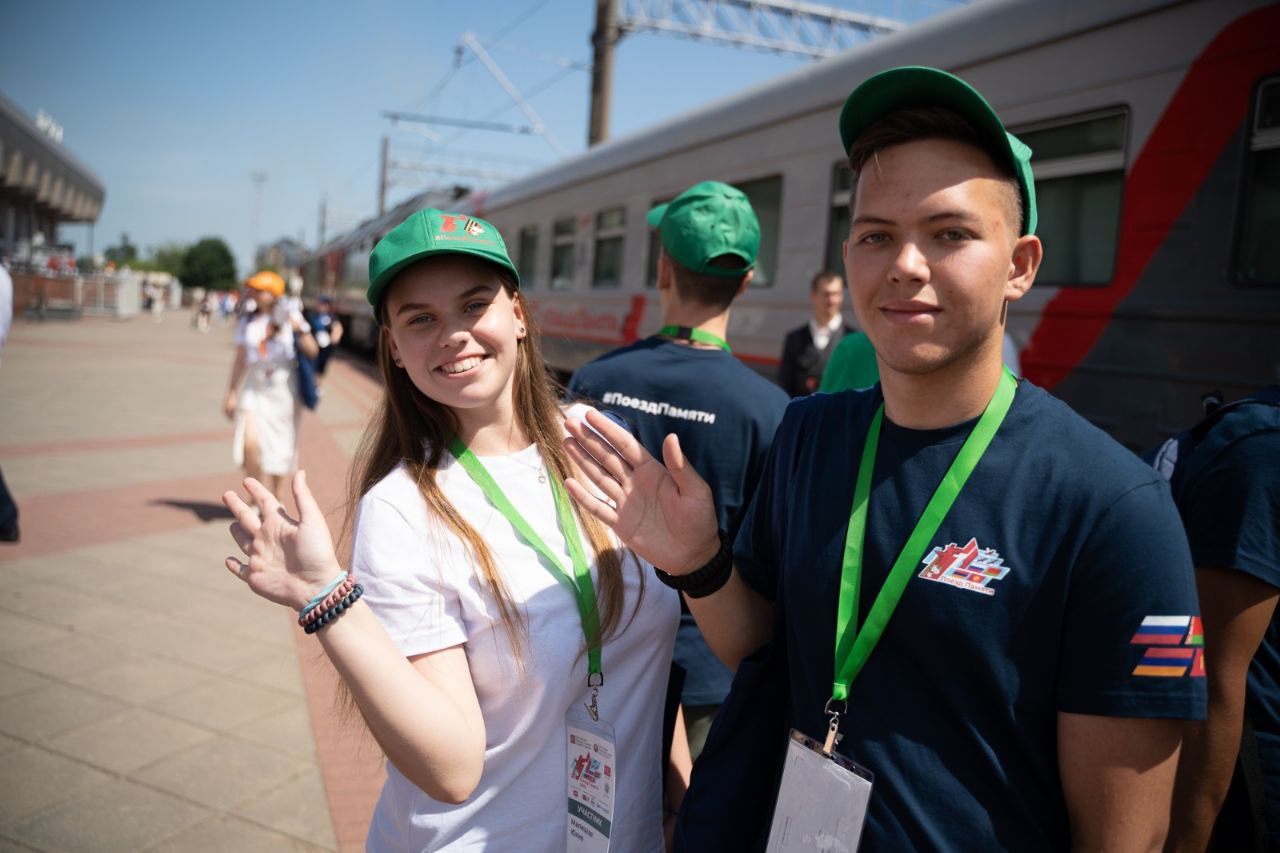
[318,194,327,247]
[249,172,267,270]
[588,0,619,146]
[378,136,390,217]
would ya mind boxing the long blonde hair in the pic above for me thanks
[343,258,640,667]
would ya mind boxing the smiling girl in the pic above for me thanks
[222,209,678,851]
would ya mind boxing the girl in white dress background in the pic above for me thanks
[223,270,318,502]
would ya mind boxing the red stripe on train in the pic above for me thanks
[1023,4,1280,389]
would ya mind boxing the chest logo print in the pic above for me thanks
[1131,616,1205,677]
[918,538,1009,596]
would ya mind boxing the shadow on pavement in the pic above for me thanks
[150,498,235,522]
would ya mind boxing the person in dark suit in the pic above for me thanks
[777,271,853,396]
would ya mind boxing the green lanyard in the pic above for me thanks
[657,324,731,353]
[827,369,1017,740]
[448,438,605,708]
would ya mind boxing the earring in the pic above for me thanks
[999,300,1008,324]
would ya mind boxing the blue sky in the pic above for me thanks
[2,0,956,275]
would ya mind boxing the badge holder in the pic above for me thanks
[566,672,616,853]
[765,702,874,853]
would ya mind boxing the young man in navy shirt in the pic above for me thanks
[567,180,790,762]
[1163,387,1280,851]
[565,66,1205,849]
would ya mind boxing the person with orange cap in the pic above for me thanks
[224,270,319,502]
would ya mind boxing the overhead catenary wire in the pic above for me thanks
[410,0,559,114]
[417,62,582,164]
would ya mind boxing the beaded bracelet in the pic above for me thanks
[298,571,350,621]
[304,584,364,635]
[299,574,357,627]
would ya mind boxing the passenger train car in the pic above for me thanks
[303,0,1280,450]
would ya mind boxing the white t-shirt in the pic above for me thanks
[354,417,679,852]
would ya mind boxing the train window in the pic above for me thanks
[733,175,781,287]
[551,217,575,290]
[1015,110,1127,286]
[517,225,538,289]
[825,163,853,275]
[1233,77,1280,288]
[592,207,626,289]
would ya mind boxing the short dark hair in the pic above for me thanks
[810,271,842,293]
[667,252,749,311]
[846,106,1023,234]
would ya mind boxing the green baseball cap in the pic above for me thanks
[367,209,519,310]
[646,181,760,278]
[838,66,1037,236]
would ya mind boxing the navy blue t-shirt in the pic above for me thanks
[568,338,789,705]
[1170,392,1280,845]
[736,380,1206,850]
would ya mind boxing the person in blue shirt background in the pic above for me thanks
[308,295,344,379]
[563,66,1205,850]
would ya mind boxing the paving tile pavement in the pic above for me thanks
[0,315,386,851]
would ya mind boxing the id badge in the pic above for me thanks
[566,707,616,853]
[765,729,874,853]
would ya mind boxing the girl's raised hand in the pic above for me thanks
[222,471,344,610]
[564,409,721,575]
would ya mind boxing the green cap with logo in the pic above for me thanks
[646,181,760,278]
[838,66,1037,236]
[366,209,519,310]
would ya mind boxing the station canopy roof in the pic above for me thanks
[0,91,105,223]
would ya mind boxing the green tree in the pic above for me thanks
[150,242,188,277]
[103,233,138,266]
[179,238,237,290]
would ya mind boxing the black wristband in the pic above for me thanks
[654,530,733,599]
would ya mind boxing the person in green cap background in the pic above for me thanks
[220,208,679,851]
[562,66,1203,850]
[566,181,790,779]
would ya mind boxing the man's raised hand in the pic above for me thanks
[564,409,720,574]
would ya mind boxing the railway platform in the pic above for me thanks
[0,311,385,851]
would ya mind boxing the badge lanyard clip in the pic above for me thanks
[822,697,846,755]
[586,671,604,722]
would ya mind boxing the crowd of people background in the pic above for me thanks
[210,65,1278,852]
